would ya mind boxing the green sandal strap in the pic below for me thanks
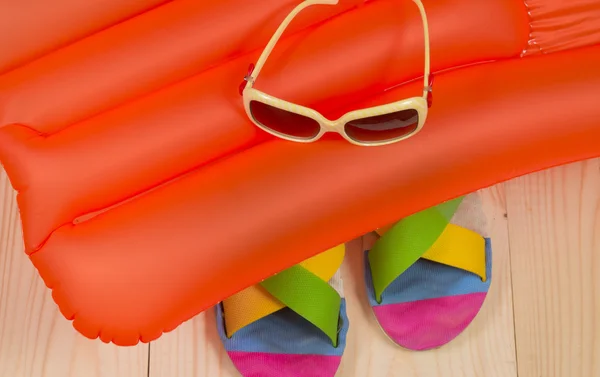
[260,265,341,347]
[368,197,464,303]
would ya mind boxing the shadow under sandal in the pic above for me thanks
[364,192,492,351]
[217,244,349,377]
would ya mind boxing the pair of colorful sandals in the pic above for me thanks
[216,193,492,377]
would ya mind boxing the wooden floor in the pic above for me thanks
[0,159,598,377]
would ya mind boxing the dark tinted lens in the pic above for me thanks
[250,100,321,139]
[344,109,419,143]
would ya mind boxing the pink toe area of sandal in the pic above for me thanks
[372,292,487,351]
[227,351,342,377]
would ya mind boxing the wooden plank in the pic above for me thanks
[148,312,239,377]
[150,187,517,377]
[0,169,149,377]
[506,159,600,377]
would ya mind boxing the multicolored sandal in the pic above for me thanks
[217,244,349,377]
[364,192,491,351]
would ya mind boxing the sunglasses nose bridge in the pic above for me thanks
[320,118,340,133]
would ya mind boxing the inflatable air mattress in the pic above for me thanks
[0,0,599,345]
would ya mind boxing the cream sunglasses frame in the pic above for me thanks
[241,0,432,146]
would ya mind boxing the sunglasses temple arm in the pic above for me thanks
[246,0,432,100]
[412,0,432,99]
[249,0,339,87]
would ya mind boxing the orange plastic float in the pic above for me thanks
[0,0,599,346]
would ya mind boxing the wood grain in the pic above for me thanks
[0,169,149,377]
[148,310,240,377]
[506,159,600,377]
[149,186,518,377]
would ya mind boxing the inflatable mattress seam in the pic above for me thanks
[2,48,547,254]
[21,50,556,253]
[1,0,176,76]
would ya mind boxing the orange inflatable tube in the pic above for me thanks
[0,0,599,345]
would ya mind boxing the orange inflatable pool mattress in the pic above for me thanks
[0,0,599,345]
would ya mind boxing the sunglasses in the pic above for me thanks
[240,0,432,147]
